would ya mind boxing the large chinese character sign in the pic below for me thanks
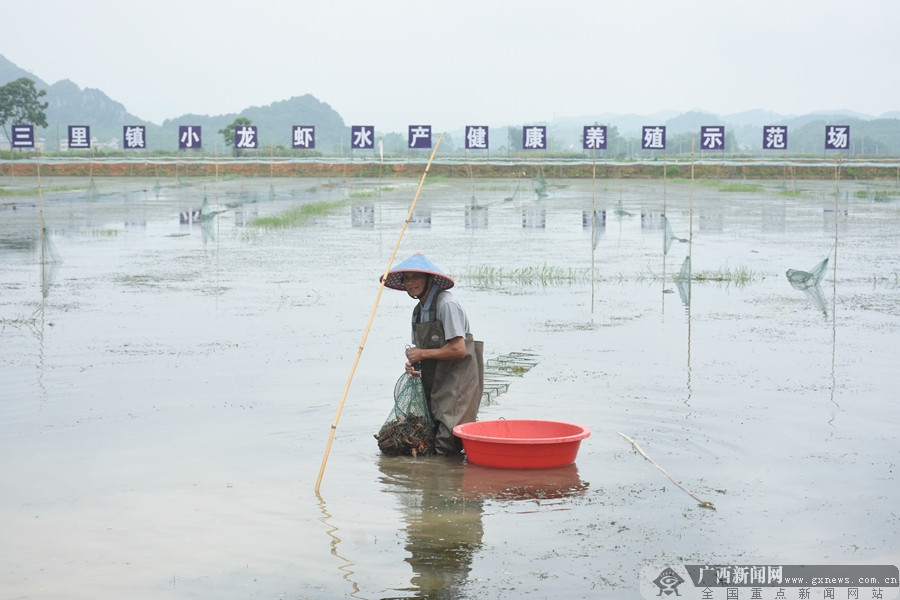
[234,125,258,150]
[583,126,607,150]
[465,126,489,150]
[700,126,725,151]
[351,126,374,149]
[123,126,146,149]
[408,125,432,149]
[642,126,666,150]
[179,126,202,149]
[12,125,34,148]
[523,126,547,150]
[762,126,787,150]
[292,126,315,149]
[68,126,91,149]
[825,125,850,150]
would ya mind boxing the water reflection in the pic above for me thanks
[823,207,849,230]
[378,456,483,599]
[352,204,375,228]
[376,455,590,597]
[583,210,605,248]
[316,492,362,598]
[761,206,786,233]
[698,213,724,232]
[179,207,203,225]
[464,205,488,229]
[521,208,546,229]
[233,203,259,227]
[459,463,588,503]
[640,212,664,230]
[409,209,432,229]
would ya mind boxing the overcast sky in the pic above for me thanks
[4,0,898,132]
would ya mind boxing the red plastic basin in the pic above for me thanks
[453,419,590,469]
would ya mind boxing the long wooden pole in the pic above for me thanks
[315,134,444,493]
[37,125,45,266]
[617,432,715,510]
[590,147,596,314]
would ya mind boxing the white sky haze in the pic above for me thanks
[3,0,898,132]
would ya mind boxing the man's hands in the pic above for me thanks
[405,337,466,376]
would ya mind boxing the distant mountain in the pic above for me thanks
[720,109,787,127]
[40,79,151,150]
[159,95,348,153]
[664,111,724,134]
[549,109,900,154]
[550,111,679,138]
[0,54,49,89]
[2,53,898,155]
[0,54,348,152]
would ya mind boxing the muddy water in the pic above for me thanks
[1,174,898,599]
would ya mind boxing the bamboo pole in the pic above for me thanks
[833,154,840,320]
[617,431,715,510]
[690,137,695,261]
[37,125,44,266]
[315,133,445,493]
[661,148,667,313]
[590,147,596,314]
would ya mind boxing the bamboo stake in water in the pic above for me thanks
[661,148,668,313]
[687,137,695,394]
[833,154,840,286]
[690,137,695,260]
[590,147,596,314]
[36,124,45,266]
[833,154,840,328]
[315,134,445,493]
[617,431,715,510]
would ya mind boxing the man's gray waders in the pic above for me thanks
[414,320,484,455]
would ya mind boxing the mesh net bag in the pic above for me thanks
[664,216,688,255]
[374,373,435,457]
[786,256,829,290]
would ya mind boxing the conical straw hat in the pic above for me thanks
[381,252,455,291]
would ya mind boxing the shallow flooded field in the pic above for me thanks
[2,172,899,599]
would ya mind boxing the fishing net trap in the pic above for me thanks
[374,373,435,458]
[786,256,829,290]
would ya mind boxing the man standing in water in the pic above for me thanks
[382,252,484,455]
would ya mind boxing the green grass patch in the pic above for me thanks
[347,186,394,199]
[465,263,760,287]
[251,199,347,228]
[89,228,119,237]
[714,182,764,193]
[0,186,86,196]
[854,189,898,202]
[691,180,765,193]
[465,264,581,286]
[692,265,757,284]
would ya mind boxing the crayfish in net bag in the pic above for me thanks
[374,373,435,457]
